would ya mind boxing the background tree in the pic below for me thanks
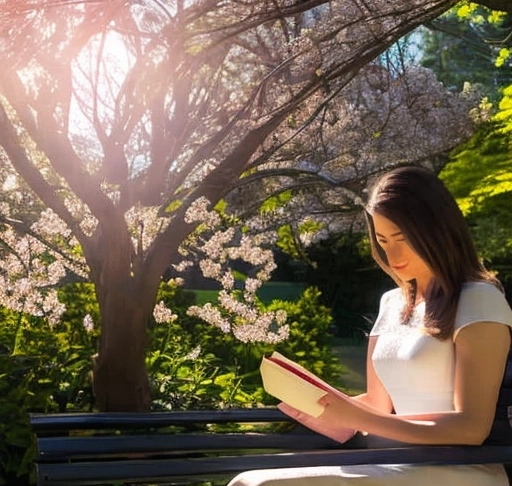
[0,0,506,412]
[440,84,512,290]
[229,62,481,240]
[273,2,512,338]
[420,5,512,98]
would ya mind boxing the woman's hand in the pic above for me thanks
[277,401,357,444]
[319,391,366,430]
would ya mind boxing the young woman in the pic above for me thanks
[228,165,512,486]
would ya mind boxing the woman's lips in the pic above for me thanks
[392,263,408,271]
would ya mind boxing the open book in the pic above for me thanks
[260,351,348,418]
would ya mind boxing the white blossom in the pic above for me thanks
[125,205,170,253]
[153,301,178,324]
[184,197,220,227]
[187,303,231,333]
[83,314,94,333]
[173,261,193,272]
[185,345,201,360]
[178,202,289,344]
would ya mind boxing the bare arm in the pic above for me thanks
[319,322,510,445]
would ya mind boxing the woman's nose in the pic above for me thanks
[386,244,403,263]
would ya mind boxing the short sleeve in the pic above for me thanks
[369,288,401,337]
[453,281,512,340]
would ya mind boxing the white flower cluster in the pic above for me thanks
[83,314,94,333]
[153,300,178,324]
[64,196,98,237]
[185,345,202,361]
[182,198,288,344]
[184,197,221,227]
[29,207,89,279]
[0,226,67,325]
[31,208,72,239]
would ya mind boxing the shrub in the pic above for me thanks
[181,286,346,403]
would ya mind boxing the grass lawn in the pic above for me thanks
[332,339,367,394]
[191,281,306,305]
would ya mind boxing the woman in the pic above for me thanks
[228,165,512,486]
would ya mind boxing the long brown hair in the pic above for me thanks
[366,165,499,340]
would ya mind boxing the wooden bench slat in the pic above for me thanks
[30,409,289,432]
[37,432,339,460]
[36,446,512,486]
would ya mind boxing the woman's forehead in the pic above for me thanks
[373,213,401,235]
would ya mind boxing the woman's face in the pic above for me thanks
[372,213,434,296]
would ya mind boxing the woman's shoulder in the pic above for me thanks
[461,280,503,293]
[380,287,402,305]
[459,280,508,304]
[369,287,403,336]
[454,281,512,332]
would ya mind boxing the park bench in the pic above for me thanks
[31,408,512,486]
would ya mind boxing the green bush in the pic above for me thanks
[0,285,99,484]
[0,313,56,485]
[182,286,346,402]
[148,281,262,409]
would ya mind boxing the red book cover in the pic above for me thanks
[260,351,347,417]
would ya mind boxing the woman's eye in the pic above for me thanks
[377,239,387,245]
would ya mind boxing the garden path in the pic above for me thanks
[334,343,367,394]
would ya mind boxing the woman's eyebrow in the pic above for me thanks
[376,231,403,238]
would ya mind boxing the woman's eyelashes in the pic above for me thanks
[377,236,406,246]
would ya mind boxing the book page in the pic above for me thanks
[260,355,327,417]
[261,351,351,417]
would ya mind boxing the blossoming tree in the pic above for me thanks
[0,0,505,411]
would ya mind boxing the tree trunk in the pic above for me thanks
[92,276,155,412]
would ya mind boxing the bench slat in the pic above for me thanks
[37,446,512,486]
[37,432,339,460]
[30,409,289,432]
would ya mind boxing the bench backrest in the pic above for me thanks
[31,409,512,486]
[487,349,512,445]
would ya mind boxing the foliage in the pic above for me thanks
[148,281,264,410]
[0,284,100,484]
[0,312,39,485]
[183,286,346,399]
[0,312,74,485]
[420,3,512,99]
[440,85,512,286]
[148,334,260,411]
[494,84,512,129]
[0,354,40,485]
[299,232,390,340]
[270,287,345,387]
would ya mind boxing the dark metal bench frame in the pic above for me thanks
[31,408,512,486]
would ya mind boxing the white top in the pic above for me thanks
[370,281,512,415]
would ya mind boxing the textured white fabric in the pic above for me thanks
[371,282,512,415]
[227,464,507,486]
[227,281,512,486]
